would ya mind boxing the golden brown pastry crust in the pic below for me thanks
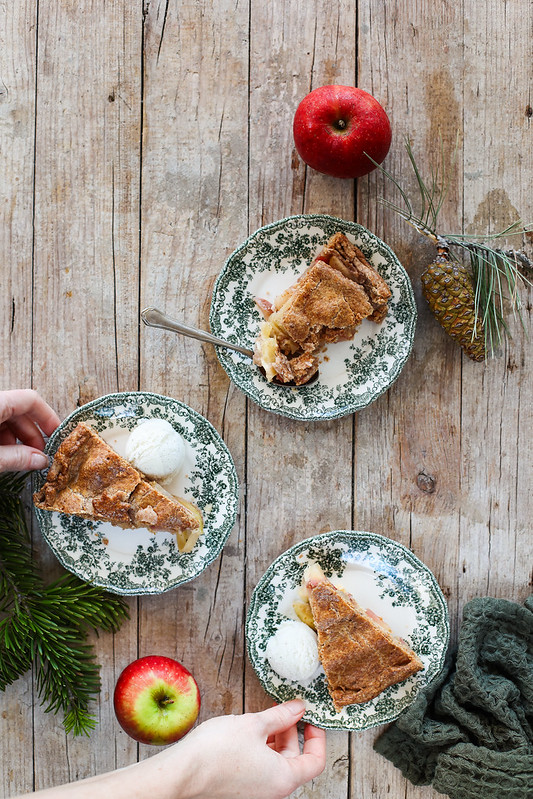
[33,422,200,534]
[318,232,392,323]
[307,577,423,710]
[253,232,392,384]
[273,262,373,351]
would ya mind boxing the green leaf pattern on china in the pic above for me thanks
[33,392,239,595]
[245,531,449,731]
[210,214,417,420]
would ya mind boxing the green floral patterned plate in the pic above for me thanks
[33,392,239,595]
[210,215,416,420]
[246,531,449,730]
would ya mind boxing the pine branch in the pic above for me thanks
[372,140,532,357]
[0,610,33,689]
[41,575,130,632]
[0,473,41,626]
[0,472,129,735]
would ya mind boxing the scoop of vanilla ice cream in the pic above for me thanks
[265,620,319,682]
[125,419,185,479]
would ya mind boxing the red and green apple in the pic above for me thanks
[113,655,200,745]
[293,85,392,179]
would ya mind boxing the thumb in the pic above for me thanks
[0,445,49,473]
[255,699,306,737]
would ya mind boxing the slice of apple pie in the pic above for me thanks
[33,422,202,541]
[253,232,391,384]
[306,573,422,710]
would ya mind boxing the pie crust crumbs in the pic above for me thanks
[33,422,202,543]
[254,232,392,384]
[306,574,423,710]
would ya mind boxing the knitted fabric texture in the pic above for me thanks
[374,595,533,799]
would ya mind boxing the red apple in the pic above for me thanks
[113,655,200,745]
[293,85,392,179]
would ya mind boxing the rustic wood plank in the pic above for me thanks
[0,1,531,797]
[28,0,142,791]
[0,3,40,797]
[355,1,469,796]
[459,0,533,610]
[354,1,533,797]
[0,0,36,393]
[137,0,249,761]
[246,2,358,796]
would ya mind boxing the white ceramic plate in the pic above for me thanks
[33,392,239,595]
[210,215,417,420]
[246,531,449,731]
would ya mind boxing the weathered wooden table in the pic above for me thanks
[1,1,531,797]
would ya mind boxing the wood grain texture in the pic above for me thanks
[29,0,142,790]
[0,0,531,796]
[138,0,249,762]
[459,0,533,611]
[0,4,38,797]
[0,0,36,391]
[354,2,465,796]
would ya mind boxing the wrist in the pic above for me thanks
[138,737,207,799]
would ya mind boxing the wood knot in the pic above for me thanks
[416,471,436,493]
[525,104,533,118]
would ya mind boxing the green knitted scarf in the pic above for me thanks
[375,595,533,799]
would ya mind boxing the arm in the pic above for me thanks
[13,700,326,799]
[0,389,60,472]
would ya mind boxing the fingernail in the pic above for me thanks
[31,452,49,470]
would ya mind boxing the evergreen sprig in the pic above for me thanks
[0,472,129,735]
[372,139,532,356]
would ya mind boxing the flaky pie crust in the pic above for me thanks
[33,422,200,534]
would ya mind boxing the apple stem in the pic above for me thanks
[336,119,347,130]
[160,697,175,707]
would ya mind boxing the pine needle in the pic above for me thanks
[372,140,532,358]
[0,472,129,735]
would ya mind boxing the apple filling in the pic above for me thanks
[33,422,203,552]
[253,232,391,385]
[253,320,319,386]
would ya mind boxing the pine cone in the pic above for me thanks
[421,254,486,362]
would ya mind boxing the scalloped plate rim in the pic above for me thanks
[245,530,449,731]
[209,214,417,421]
[33,391,239,596]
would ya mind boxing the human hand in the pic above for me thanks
[152,699,326,799]
[0,390,60,473]
[11,700,326,799]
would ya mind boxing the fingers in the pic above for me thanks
[255,700,306,738]
[270,721,300,757]
[0,444,49,473]
[303,723,326,760]
[5,415,46,451]
[0,390,58,473]
[286,724,326,784]
[0,426,18,446]
[0,390,60,435]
